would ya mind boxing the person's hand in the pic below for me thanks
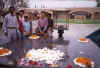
[24,32,30,35]
[44,33,48,37]
[4,32,8,36]
[40,32,44,35]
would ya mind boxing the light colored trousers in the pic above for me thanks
[7,29,19,42]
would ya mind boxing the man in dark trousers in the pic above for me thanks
[58,25,64,39]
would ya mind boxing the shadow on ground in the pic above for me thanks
[87,28,100,47]
[54,39,70,46]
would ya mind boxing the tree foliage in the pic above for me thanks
[0,0,28,10]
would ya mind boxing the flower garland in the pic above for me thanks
[25,47,65,64]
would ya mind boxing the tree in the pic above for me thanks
[0,0,28,16]
[0,0,4,9]
[0,0,28,11]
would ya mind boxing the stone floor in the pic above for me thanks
[0,24,100,68]
[52,24,100,68]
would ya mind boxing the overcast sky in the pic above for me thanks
[28,0,97,8]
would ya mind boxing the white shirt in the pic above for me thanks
[19,16,24,21]
[32,20,39,33]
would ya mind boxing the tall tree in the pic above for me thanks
[0,0,28,10]
[0,0,4,9]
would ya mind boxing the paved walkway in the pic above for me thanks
[0,24,100,44]
[0,24,100,68]
[52,24,100,68]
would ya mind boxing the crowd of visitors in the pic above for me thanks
[2,7,54,41]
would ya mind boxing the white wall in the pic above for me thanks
[28,0,97,8]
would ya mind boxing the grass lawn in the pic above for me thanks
[54,19,100,24]
[0,19,100,31]
[70,19,100,24]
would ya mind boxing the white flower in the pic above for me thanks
[26,47,65,64]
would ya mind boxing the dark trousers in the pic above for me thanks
[59,33,63,38]
[19,30,24,40]
[0,23,3,30]
[58,30,64,38]
[40,27,48,33]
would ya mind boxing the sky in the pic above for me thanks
[28,0,97,8]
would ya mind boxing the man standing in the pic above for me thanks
[18,10,25,39]
[2,7,19,41]
[47,13,54,29]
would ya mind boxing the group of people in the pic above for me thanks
[2,7,54,41]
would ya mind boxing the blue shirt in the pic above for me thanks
[23,21,30,33]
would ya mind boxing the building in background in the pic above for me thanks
[0,0,100,26]
[97,0,100,7]
[26,0,100,21]
[28,0,97,8]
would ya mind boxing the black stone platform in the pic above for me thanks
[0,24,100,68]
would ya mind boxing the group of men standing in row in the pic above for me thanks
[2,7,54,42]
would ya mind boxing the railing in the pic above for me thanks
[54,19,100,24]
[54,19,69,29]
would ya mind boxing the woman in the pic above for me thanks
[38,11,48,34]
[32,15,39,34]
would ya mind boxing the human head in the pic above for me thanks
[40,11,46,18]
[16,12,20,19]
[24,16,29,21]
[9,7,16,15]
[19,10,24,16]
[48,13,52,19]
[33,15,39,20]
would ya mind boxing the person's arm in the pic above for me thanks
[43,26,47,32]
[18,19,26,32]
[2,16,7,33]
[43,18,48,32]
[38,20,42,32]
[51,19,54,28]
[16,17,19,29]
[30,21,32,34]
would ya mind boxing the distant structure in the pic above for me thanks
[96,0,100,7]
[0,0,28,11]
[28,0,97,8]
[26,0,100,20]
